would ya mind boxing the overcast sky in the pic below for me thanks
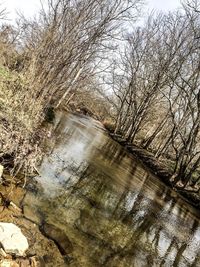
[4,0,182,22]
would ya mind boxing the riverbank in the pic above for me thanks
[106,132,200,209]
[0,179,67,267]
[48,110,200,209]
[0,111,200,267]
[1,106,200,210]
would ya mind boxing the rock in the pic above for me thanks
[30,256,45,267]
[0,257,45,267]
[16,259,30,267]
[0,260,19,267]
[0,223,29,256]
[23,205,41,225]
[0,248,7,258]
[0,165,3,179]
[42,223,73,255]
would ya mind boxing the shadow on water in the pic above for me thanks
[23,112,200,267]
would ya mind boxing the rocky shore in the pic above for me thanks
[0,168,66,267]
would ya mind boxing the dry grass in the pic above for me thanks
[0,64,45,174]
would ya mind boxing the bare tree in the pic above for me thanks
[17,0,143,113]
[110,3,200,189]
[0,4,6,20]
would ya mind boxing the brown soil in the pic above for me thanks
[0,184,67,267]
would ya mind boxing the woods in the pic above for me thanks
[110,0,200,191]
[0,0,142,173]
[0,0,200,197]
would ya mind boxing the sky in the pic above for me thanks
[3,0,182,22]
[147,0,182,11]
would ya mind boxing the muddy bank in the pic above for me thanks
[0,183,67,267]
[108,133,200,209]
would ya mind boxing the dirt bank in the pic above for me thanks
[0,183,67,267]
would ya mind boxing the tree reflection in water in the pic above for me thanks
[23,113,200,267]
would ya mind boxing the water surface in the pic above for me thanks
[23,112,200,267]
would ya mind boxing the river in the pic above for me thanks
[23,112,200,267]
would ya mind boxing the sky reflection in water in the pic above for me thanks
[24,112,200,267]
